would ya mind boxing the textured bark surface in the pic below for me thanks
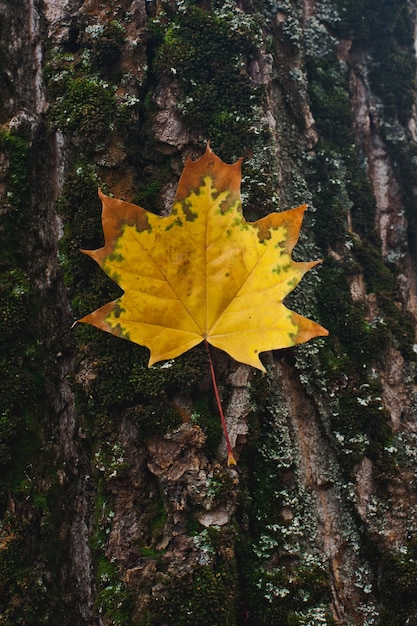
[1,0,417,624]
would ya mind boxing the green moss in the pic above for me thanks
[151,4,263,159]
[352,238,395,294]
[335,0,416,122]
[121,347,208,433]
[234,369,335,625]
[0,119,68,626]
[186,514,204,537]
[315,260,401,476]
[317,265,411,479]
[307,57,354,147]
[147,564,237,626]
[43,49,76,99]
[318,245,414,365]
[0,510,54,625]
[0,268,44,494]
[327,0,417,263]
[318,262,385,367]
[51,76,116,144]
[95,557,132,626]
[74,339,209,440]
[383,133,417,266]
[141,492,168,544]
[56,163,111,311]
[377,541,417,624]
[248,562,333,626]
[94,439,129,480]
[138,545,165,561]
[133,159,173,215]
[88,20,126,71]
[191,400,223,459]
[306,46,380,241]
[44,36,121,150]
[0,129,29,207]
[91,485,135,623]
[308,151,350,249]
[334,389,391,467]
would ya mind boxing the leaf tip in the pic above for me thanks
[227,451,237,467]
[256,361,267,374]
[80,248,94,258]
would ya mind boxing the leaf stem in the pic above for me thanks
[204,340,237,466]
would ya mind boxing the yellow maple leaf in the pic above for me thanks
[79,145,328,372]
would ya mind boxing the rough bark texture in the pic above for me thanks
[1,0,417,624]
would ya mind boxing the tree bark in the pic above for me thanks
[1,0,417,624]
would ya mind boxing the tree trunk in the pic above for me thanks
[1,0,417,624]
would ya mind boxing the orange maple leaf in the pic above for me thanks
[79,145,327,372]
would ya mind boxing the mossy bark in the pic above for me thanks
[1,0,417,624]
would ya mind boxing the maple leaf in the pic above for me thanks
[79,145,328,373]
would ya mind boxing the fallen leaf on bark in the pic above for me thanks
[78,145,328,372]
